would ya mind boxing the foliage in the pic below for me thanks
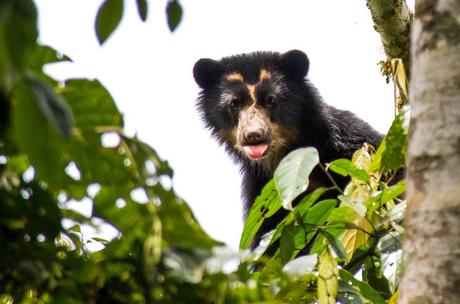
[95,0,182,44]
[0,1,407,303]
[240,127,407,302]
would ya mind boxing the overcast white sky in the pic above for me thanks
[34,0,414,250]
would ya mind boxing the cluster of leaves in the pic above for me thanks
[0,1,408,303]
[95,0,182,44]
[239,110,408,303]
[0,1,224,303]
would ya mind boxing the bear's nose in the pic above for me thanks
[244,128,265,144]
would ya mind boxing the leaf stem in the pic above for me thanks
[319,163,343,193]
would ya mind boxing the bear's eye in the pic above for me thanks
[229,97,240,109]
[266,95,277,106]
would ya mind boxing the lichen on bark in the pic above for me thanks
[366,0,413,77]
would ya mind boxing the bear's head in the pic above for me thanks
[193,50,318,172]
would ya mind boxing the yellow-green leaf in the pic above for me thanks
[318,250,338,304]
[341,216,372,261]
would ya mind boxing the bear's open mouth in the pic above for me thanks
[243,143,269,159]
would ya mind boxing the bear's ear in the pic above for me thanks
[278,50,309,80]
[193,58,224,89]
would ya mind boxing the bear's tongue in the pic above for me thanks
[243,144,268,159]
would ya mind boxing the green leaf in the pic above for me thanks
[239,179,281,249]
[327,159,369,184]
[158,197,219,249]
[0,0,38,71]
[61,79,123,128]
[376,231,404,293]
[320,229,347,261]
[67,133,132,185]
[27,44,72,72]
[339,269,386,304]
[372,109,408,174]
[380,249,403,293]
[274,147,319,210]
[29,76,73,139]
[305,199,339,255]
[268,187,328,249]
[327,206,358,224]
[318,250,338,304]
[303,199,337,226]
[136,0,148,21]
[381,180,406,203]
[280,222,303,263]
[95,0,123,45]
[166,0,183,32]
[295,187,329,217]
[12,79,67,187]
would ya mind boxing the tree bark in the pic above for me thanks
[399,1,460,303]
[366,0,413,77]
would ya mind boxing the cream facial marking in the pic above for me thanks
[259,69,271,81]
[246,84,256,104]
[225,73,244,82]
[222,69,274,106]
[245,69,272,104]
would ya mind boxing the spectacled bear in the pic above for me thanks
[193,50,382,249]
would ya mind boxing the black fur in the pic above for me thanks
[194,50,383,248]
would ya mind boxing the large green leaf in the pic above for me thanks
[0,0,37,73]
[29,76,73,138]
[372,109,408,174]
[95,0,123,45]
[61,79,123,129]
[274,147,319,210]
[12,78,68,187]
[239,179,281,249]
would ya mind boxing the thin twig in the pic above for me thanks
[318,162,343,193]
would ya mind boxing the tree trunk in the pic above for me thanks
[399,1,460,303]
[366,0,413,77]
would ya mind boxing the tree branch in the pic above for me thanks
[366,0,413,77]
